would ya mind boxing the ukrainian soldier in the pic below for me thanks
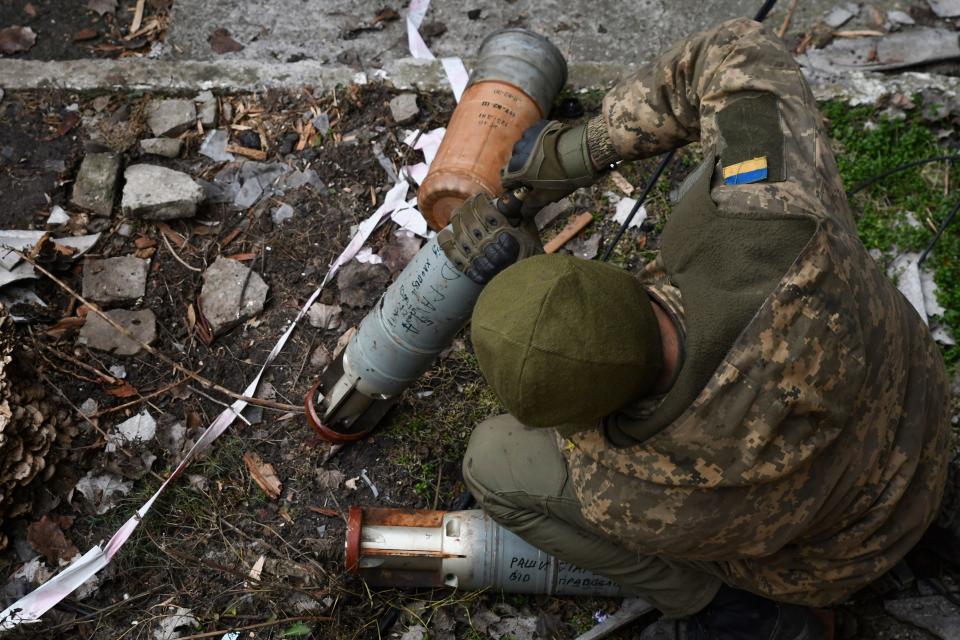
[439,17,952,640]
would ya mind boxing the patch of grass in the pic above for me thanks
[821,99,960,368]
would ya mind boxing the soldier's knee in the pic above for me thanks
[462,414,519,501]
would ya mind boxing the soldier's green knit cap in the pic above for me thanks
[471,254,663,429]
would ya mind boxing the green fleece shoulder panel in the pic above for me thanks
[605,154,815,447]
[717,93,786,183]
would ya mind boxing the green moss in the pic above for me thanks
[821,99,960,368]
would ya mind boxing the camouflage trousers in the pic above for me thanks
[462,414,723,617]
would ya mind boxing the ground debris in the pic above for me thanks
[82,256,149,305]
[26,516,78,566]
[122,164,205,220]
[885,594,960,639]
[0,26,37,55]
[209,27,244,54]
[146,99,196,137]
[152,607,198,640]
[78,308,157,356]
[308,302,342,330]
[243,451,282,499]
[71,153,120,217]
[198,257,269,336]
[74,471,133,515]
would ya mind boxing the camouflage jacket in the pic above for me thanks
[563,18,950,606]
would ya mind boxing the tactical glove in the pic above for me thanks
[439,193,542,285]
[501,120,599,216]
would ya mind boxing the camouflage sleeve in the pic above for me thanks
[598,18,852,225]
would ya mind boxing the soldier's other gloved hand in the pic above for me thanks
[439,193,543,285]
[501,119,599,217]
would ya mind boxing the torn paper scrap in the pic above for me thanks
[405,128,446,165]
[355,247,384,265]
[613,198,647,229]
[401,162,429,186]
[391,200,429,237]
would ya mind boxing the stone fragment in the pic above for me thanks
[534,197,573,230]
[78,308,156,356]
[71,152,120,216]
[885,595,960,639]
[312,112,330,134]
[195,90,218,128]
[198,257,269,335]
[823,4,858,28]
[389,93,419,125]
[82,256,149,304]
[199,129,235,162]
[146,99,196,137]
[121,164,204,220]
[140,137,183,158]
[928,0,960,18]
[271,203,294,225]
[46,206,70,226]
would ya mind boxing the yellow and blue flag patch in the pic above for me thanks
[722,156,768,185]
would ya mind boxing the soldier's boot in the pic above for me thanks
[639,585,828,640]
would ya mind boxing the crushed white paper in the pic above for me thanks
[355,247,384,265]
[613,198,647,229]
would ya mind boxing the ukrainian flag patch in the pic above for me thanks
[723,156,768,185]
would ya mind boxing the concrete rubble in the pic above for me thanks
[78,309,157,356]
[146,98,197,137]
[885,595,960,639]
[140,137,183,158]
[195,90,218,128]
[71,152,120,216]
[198,257,269,335]
[389,93,419,124]
[81,256,149,305]
[121,164,205,220]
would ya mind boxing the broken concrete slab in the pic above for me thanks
[823,3,858,28]
[121,164,205,220]
[195,90,217,127]
[140,137,183,158]
[146,98,196,137]
[198,257,269,335]
[885,595,960,639]
[78,308,156,356]
[928,0,960,18]
[199,129,235,163]
[800,28,960,72]
[71,152,120,217]
[82,256,149,305]
[389,93,419,124]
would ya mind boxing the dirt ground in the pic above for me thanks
[0,80,955,640]
[0,0,169,60]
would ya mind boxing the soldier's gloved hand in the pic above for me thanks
[439,193,543,285]
[501,119,599,217]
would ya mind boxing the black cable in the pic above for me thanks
[919,199,960,266]
[601,0,779,261]
[846,154,960,197]
[600,152,673,261]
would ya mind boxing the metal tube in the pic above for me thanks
[347,507,627,598]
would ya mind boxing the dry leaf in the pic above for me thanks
[86,0,117,15]
[243,452,282,499]
[156,222,186,248]
[308,506,340,518]
[0,26,36,55]
[185,304,197,330]
[27,516,79,565]
[208,28,244,54]
[23,3,37,17]
[105,381,139,398]
[225,252,257,262]
[134,246,156,259]
[45,316,85,339]
[73,28,98,42]
[134,236,157,250]
[372,7,400,24]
